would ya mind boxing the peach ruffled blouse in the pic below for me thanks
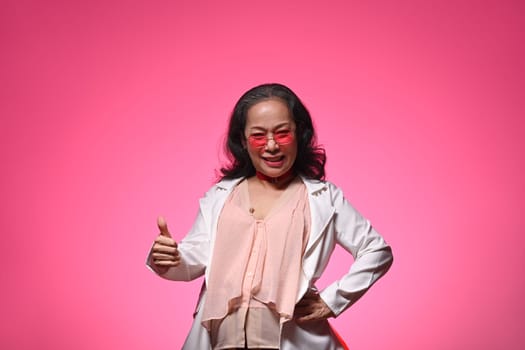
[201,177,310,349]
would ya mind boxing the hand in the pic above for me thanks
[293,289,335,323]
[151,216,180,274]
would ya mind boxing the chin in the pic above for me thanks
[262,166,292,177]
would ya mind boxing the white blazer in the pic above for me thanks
[147,176,393,349]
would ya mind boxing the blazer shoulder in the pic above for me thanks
[200,177,244,201]
[301,177,345,207]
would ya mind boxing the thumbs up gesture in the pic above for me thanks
[151,216,180,273]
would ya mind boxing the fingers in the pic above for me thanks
[152,243,178,255]
[152,255,180,267]
[293,297,314,320]
[294,298,316,317]
[294,306,318,322]
[152,249,180,267]
[294,306,325,323]
[295,314,316,323]
[155,235,177,247]
[152,252,177,260]
[152,216,179,269]
[153,260,180,267]
[294,291,333,323]
[157,216,172,238]
[295,290,318,309]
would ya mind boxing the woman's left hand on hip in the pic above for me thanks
[293,289,335,323]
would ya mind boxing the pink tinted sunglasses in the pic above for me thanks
[247,130,295,149]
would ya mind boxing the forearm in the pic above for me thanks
[320,242,393,316]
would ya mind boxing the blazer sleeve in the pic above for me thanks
[146,197,212,282]
[319,183,393,316]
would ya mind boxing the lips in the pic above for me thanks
[262,155,285,167]
[263,155,284,161]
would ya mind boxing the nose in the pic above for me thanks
[265,137,279,151]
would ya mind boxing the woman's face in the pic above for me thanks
[244,98,298,178]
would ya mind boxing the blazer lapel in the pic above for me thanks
[301,177,336,255]
[199,177,243,238]
[199,177,243,282]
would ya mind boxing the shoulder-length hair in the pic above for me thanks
[220,83,326,180]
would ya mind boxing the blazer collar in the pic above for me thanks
[215,177,244,191]
[215,175,327,195]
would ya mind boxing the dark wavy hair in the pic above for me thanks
[220,83,326,180]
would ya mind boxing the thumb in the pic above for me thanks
[157,216,172,238]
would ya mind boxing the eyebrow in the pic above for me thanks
[248,122,292,132]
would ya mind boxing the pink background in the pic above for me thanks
[2,0,524,349]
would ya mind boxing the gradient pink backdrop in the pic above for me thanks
[2,0,524,349]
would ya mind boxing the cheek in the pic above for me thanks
[280,144,298,163]
[246,147,261,161]
[246,144,264,156]
[282,142,298,153]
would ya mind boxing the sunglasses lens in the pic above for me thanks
[247,131,294,148]
[248,136,267,148]
[274,132,294,145]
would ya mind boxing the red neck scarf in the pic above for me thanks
[255,169,294,184]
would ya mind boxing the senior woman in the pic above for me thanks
[147,83,393,349]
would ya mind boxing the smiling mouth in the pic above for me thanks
[262,156,285,162]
